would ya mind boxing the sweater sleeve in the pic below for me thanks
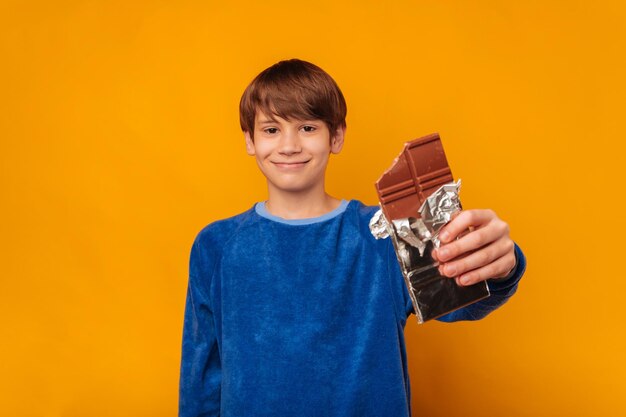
[179,237,221,417]
[436,243,526,322]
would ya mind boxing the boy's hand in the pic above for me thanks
[432,209,516,286]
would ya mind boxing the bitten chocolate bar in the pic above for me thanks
[370,133,490,323]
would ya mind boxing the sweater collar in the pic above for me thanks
[254,200,350,225]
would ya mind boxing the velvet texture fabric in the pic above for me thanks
[179,201,525,417]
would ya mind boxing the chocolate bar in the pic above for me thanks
[372,133,490,323]
[376,133,454,221]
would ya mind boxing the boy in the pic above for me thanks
[179,59,525,417]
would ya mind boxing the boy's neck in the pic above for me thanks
[264,187,342,220]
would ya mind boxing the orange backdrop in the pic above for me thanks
[1,1,624,416]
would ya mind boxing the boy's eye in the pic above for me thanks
[264,128,278,134]
[302,125,316,132]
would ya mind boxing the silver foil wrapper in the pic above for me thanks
[369,180,490,323]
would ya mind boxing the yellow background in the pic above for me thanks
[1,1,624,416]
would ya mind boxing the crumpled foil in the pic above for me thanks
[369,180,462,256]
[369,179,489,323]
[419,179,463,249]
[369,209,390,239]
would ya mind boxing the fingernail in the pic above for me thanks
[439,247,449,259]
[445,264,457,276]
[440,231,450,242]
[460,275,469,285]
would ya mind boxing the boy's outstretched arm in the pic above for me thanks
[431,209,526,322]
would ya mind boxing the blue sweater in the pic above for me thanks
[179,200,525,417]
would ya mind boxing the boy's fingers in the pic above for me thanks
[454,250,517,286]
[435,221,503,263]
[439,209,495,243]
[439,236,514,277]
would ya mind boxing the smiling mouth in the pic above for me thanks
[272,160,310,168]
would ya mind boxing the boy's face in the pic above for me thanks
[244,111,344,195]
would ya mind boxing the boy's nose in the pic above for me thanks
[278,131,302,155]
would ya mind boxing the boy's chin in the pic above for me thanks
[266,179,318,194]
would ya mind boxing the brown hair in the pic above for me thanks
[239,59,347,139]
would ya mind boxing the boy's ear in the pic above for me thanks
[330,126,346,154]
[244,131,256,156]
